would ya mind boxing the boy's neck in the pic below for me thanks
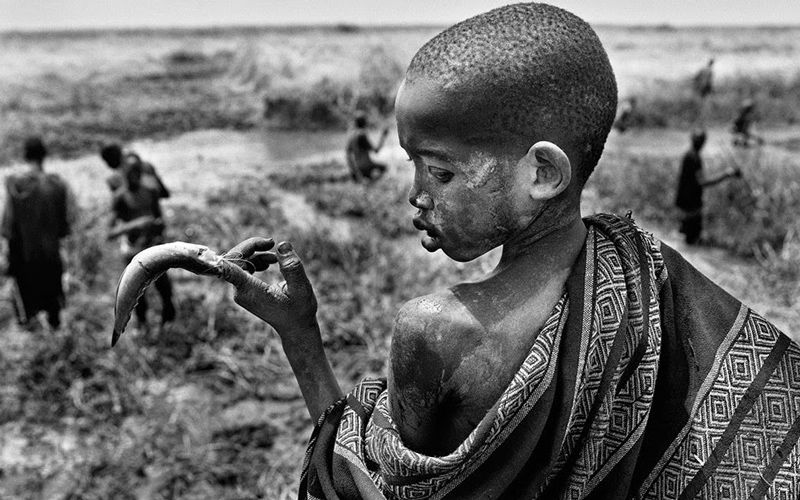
[496,210,587,274]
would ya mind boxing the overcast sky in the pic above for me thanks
[2,0,799,31]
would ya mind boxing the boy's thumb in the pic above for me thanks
[276,241,311,293]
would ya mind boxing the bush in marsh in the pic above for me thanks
[626,72,800,129]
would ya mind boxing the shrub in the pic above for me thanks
[629,72,800,129]
[262,45,403,129]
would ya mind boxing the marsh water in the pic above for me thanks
[0,128,352,207]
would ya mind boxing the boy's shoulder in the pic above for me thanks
[394,290,482,340]
[390,290,484,383]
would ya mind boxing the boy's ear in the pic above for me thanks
[518,141,572,201]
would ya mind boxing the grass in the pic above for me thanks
[268,160,417,239]
[589,139,800,307]
[4,123,800,500]
[591,143,800,257]
[0,155,497,497]
[0,50,259,165]
[5,25,800,166]
[625,72,800,129]
[262,44,403,129]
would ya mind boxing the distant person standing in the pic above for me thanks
[675,130,740,245]
[613,96,637,133]
[1,137,75,329]
[693,58,715,100]
[345,112,389,182]
[691,58,714,124]
[108,160,175,327]
[732,98,764,147]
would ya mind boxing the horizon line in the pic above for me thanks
[2,21,800,35]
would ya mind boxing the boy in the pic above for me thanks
[122,3,800,498]
[110,160,175,327]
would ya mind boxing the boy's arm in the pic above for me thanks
[224,239,342,420]
[388,293,477,455]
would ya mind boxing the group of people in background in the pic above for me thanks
[101,143,175,328]
[675,57,758,245]
[1,137,174,331]
[614,57,762,246]
[4,110,389,332]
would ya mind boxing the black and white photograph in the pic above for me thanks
[1,1,799,498]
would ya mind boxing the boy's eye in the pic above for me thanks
[428,166,454,183]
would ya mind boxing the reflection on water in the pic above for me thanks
[260,129,348,163]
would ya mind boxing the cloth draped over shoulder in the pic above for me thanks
[300,214,800,500]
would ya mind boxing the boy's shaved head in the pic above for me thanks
[405,2,617,185]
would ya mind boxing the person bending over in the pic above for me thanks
[345,112,389,182]
[732,98,764,148]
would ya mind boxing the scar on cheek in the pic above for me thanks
[461,151,499,190]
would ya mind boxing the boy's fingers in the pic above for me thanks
[276,241,312,295]
[247,252,278,273]
[225,237,274,259]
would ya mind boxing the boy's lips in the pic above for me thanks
[412,217,429,231]
[412,217,441,252]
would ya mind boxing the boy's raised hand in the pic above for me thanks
[222,237,341,419]
[222,237,319,338]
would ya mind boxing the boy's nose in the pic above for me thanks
[408,191,433,210]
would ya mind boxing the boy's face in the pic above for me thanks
[396,78,530,262]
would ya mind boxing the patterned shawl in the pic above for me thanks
[300,213,800,499]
